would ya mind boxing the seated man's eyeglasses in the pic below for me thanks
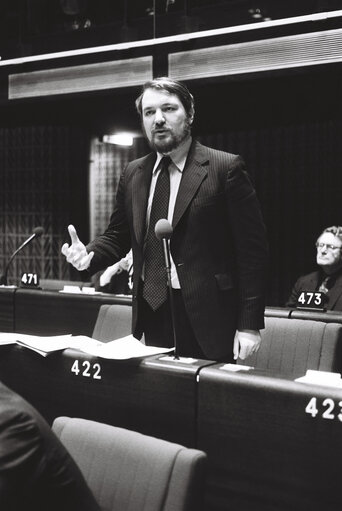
[316,242,342,251]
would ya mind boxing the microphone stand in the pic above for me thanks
[0,234,35,285]
[0,228,44,286]
[161,237,179,360]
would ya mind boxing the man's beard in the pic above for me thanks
[145,121,191,154]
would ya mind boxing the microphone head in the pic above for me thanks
[155,219,173,240]
[33,226,44,237]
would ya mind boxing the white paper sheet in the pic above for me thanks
[295,369,342,388]
[0,332,173,359]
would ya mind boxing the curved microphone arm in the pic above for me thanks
[0,227,44,286]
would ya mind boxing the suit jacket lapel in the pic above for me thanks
[132,153,156,247]
[172,141,208,229]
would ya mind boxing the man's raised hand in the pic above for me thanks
[61,224,94,271]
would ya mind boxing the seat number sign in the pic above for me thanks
[305,397,342,421]
[297,291,324,307]
[20,272,39,288]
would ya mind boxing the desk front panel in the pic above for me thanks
[0,287,16,332]
[0,346,212,447]
[198,365,342,511]
[14,289,132,336]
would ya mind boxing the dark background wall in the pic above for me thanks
[0,2,341,305]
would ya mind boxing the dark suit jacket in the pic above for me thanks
[0,381,100,511]
[286,269,342,311]
[87,140,268,359]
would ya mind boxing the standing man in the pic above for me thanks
[62,77,268,361]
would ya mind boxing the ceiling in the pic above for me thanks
[0,0,340,59]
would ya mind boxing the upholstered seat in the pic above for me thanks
[238,316,342,376]
[92,304,132,342]
[52,416,207,511]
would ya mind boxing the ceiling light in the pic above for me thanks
[102,133,134,146]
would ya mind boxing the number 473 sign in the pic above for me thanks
[297,291,325,308]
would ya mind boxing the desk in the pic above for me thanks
[0,287,16,331]
[290,308,342,323]
[198,365,342,511]
[14,288,132,336]
[0,345,213,447]
[264,306,292,318]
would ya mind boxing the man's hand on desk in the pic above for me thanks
[61,224,94,271]
[233,329,261,360]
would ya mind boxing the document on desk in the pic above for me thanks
[69,335,173,360]
[0,332,172,359]
[0,333,73,356]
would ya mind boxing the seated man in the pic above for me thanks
[0,380,100,511]
[286,225,342,310]
[93,250,133,295]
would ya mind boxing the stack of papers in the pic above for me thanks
[0,333,173,360]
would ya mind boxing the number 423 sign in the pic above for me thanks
[305,397,342,421]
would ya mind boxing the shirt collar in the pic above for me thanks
[153,136,192,174]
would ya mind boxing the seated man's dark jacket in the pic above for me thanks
[286,269,342,311]
[0,381,100,511]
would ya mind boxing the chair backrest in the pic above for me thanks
[238,316,342,376]
[92,304,132,341]
[52,416,206,511]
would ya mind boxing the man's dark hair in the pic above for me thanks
[135,77,195,118]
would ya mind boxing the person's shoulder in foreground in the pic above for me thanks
[0,381,100,511]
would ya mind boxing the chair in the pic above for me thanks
[92,304,132,341]
[52,416,207,511]
[238,316,342,376]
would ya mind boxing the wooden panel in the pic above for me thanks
[9,56,152,99]
[169,28,342,80]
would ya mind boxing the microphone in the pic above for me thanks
[154,219,179,359]
[0,226,45,286]
[155,218,173,272]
